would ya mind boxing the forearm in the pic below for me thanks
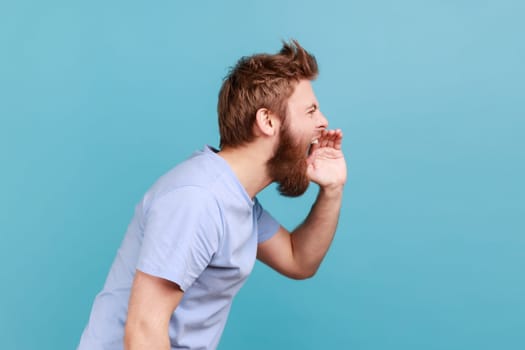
[290,185,343,277]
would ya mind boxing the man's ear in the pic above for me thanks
[254,108,279,137]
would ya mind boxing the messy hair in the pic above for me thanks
[217,40,318,148]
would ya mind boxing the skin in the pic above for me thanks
[124,79,347,349]
[257,80,346,279]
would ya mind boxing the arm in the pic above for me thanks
[124,270,184,350]
[257,129,347,279]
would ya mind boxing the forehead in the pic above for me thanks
[287,80,317,109]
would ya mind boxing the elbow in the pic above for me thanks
[287,267,317,280]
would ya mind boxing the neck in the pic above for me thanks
[217,142,273,199]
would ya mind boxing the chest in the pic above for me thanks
[187,205,256,296]
[212,204,258,276]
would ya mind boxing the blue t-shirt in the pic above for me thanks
[78,146,280,350]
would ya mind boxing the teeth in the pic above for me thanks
[311,139,319,144]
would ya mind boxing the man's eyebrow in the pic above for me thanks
[306,103,318,111]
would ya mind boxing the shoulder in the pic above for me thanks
[147,148,230,199]
[145,186,221,218]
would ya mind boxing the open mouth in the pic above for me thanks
[307,139,319,156]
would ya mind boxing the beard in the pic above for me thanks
[267,125,311,197]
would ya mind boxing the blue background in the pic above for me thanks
[1,1,524,349]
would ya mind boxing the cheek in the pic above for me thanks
[285,120,315,146]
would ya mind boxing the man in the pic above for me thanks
[78,40,347,350]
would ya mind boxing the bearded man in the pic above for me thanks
[78,40,347,350]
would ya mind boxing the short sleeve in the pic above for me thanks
[136,187,222,291]
[253,198,280,244]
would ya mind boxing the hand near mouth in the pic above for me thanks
[306,129,347,191]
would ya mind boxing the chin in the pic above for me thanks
[276,175,310,197]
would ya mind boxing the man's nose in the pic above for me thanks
[317,111,328,130]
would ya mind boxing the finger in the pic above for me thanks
[324,134,333,149]
[326,130,337,149]
[325,129,341,148]
[320,129,330,148]
[334,129,343,150]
